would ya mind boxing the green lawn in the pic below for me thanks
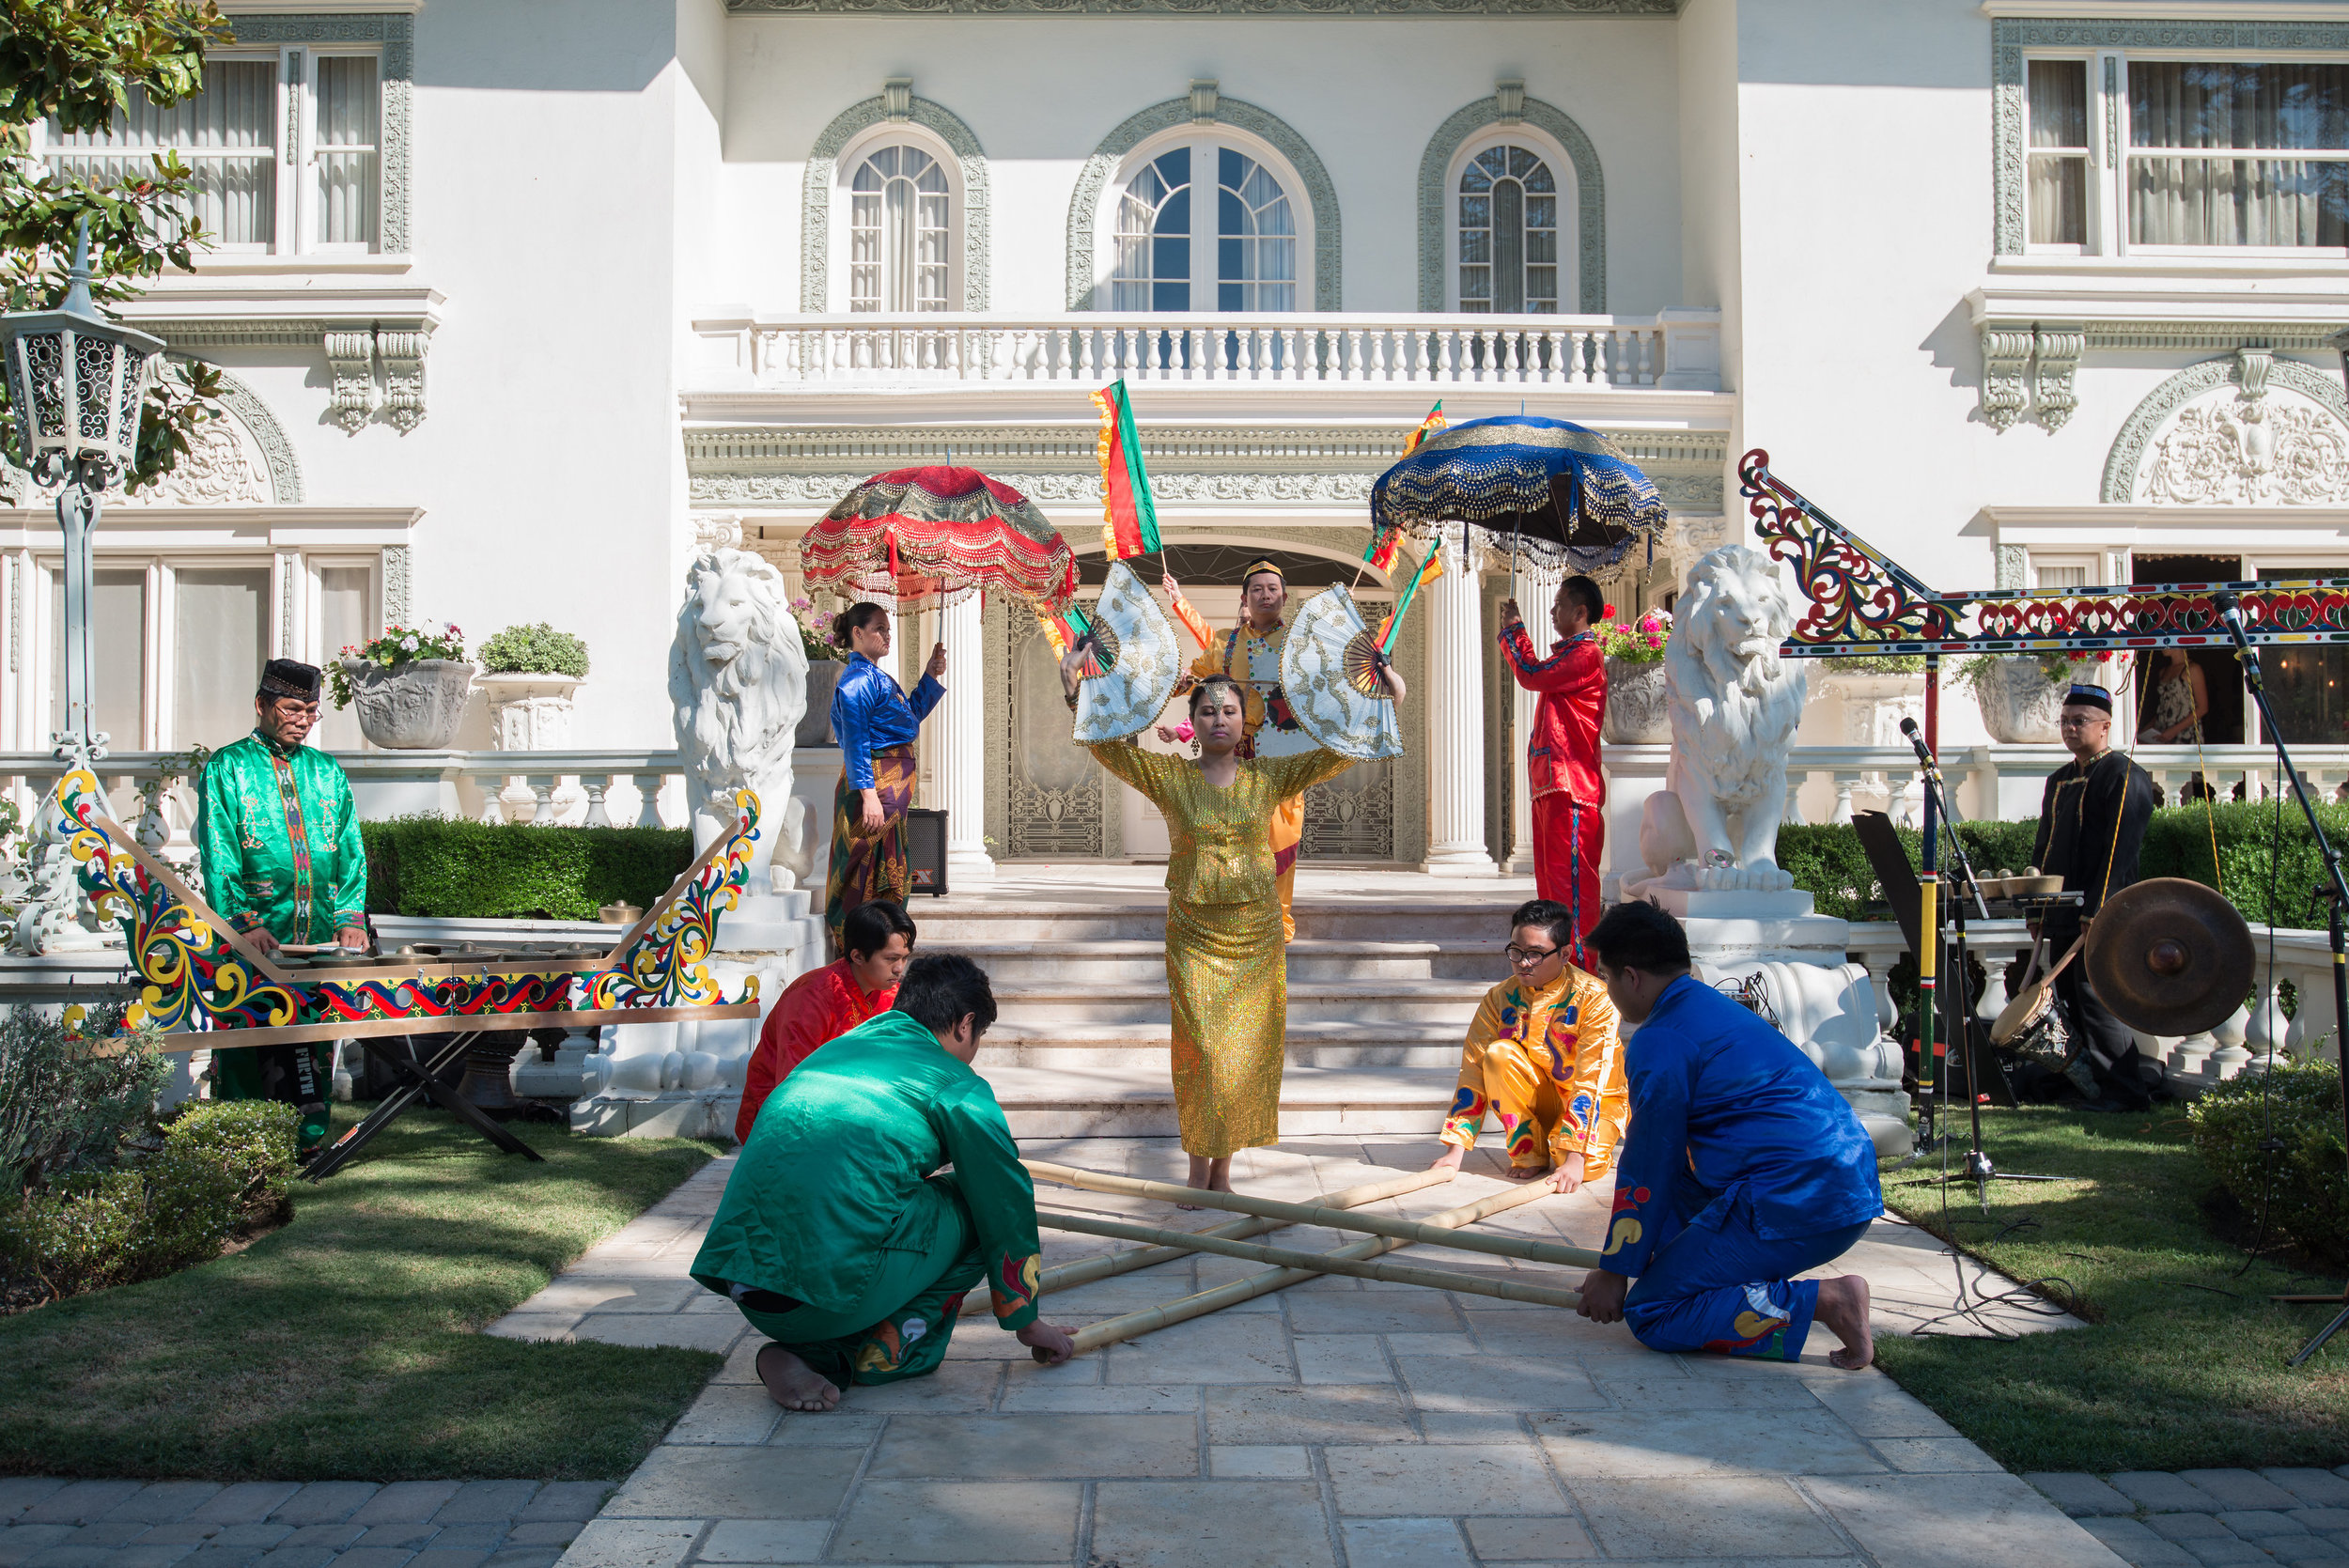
[1874,1106,2349,1474]
[0,1108,723,1482]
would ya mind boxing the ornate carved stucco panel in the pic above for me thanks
[2105,350,2349,505]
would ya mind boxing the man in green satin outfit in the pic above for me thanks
[692,954,1077,1411]
[194,659,370,1154]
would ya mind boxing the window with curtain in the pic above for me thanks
[174,567,271,749]
[50,570,147,748]
[1110,144,1296,312]
[39,49,382,253]
[2129,61,2349,246]
[44,61,277,246]
[2029,60,2091,245]
[315,565,373,751]
[849,146,953,312]
[1458,144,1560,313]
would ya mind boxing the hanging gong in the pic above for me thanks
[2083,877,2257,1039]
[1280,584,1404,762]
[1072,560,1182,743]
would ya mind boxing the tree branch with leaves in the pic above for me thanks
[0,0,235,492]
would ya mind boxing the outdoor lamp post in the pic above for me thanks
[0,220,164,763]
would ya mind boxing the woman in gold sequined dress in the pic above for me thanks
[1059,650,1408,1194]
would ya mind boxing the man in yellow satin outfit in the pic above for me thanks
[1181,559,1311,941]
[1429,899,1626,1193]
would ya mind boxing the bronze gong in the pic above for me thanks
[2083,877,2257,1039]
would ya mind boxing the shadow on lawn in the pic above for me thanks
[0,1111,725,1483]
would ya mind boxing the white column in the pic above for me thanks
[1423,534,1498,877]
[931,593,995,882]
[1504,560,1562,874]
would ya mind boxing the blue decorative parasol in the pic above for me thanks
[1370,414,1671,573]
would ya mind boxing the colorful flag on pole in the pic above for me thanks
[1377,541,1444,657]
[1362,525,1403,574]
[1163,576,1213,651]
[1402,400,1446,456]
[1093,380,1161,561]
[1034,600,1105,677]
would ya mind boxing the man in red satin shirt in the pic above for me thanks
[1497,575,1607,966]
[736,900,916,1143]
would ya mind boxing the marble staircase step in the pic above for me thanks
[985,1061,1456,1138]
[974,1017,1466,1071]
[913,899,1512,947]
[981,976,1485,1026]
[933,937,1450,983]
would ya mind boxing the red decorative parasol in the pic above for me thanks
[803,466,1076,610]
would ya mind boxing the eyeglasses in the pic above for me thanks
[1505,943,1562,966]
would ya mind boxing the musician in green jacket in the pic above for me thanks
[692,953,1077,1411]
[194,659,369,1154]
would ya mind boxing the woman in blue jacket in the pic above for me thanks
[824,601,944,948]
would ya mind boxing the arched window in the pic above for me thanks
[1458,144,1559,313]
[1111,144,1296,312]
[849,145,951,312]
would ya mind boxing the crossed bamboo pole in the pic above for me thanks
[958,1165,1448,1319]
[1007,1161,1591,1358]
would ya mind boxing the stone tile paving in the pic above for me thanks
[0,1480,614,1568]
[497,1135,2126,1567]
[2028,1468,2349,1567]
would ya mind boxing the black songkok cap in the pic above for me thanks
[258,659,323,701]
[2064,683,2113,713]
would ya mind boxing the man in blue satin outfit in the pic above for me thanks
[1573,900,1882,1369]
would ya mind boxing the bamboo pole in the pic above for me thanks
[1038,1208,1582,1310]
[1022,1159,1601,1270]
[1048,1179,1561,1358]
[961,1165,1453,1318]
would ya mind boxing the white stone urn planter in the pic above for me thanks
[797,660,843,748]
[343,658,473,750]
[1819,672,1924,746]
[1972,658,2064,743]
[1602,658,1670,744]
[1972,655,2129,744]
[477,672,581,752]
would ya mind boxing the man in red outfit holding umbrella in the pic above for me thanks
[1497,576,1608,963]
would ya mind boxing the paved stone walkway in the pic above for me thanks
[0,1479,610,1568]
[495,1136,2123,1567]
[2023,1469,2349,1566]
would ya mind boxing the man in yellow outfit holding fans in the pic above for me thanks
[1164,558,1312,941]
[1429,898,1627,1191]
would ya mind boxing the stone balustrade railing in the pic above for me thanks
[0,749,849,860]
[691,308,1724,391]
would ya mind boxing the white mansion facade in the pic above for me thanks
[8,0,2349,877]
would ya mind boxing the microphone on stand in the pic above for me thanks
[1899,714,1935,768]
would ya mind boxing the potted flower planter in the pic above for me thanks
[343,658,474,750]
[1819,671,1924,745]
[799,660,844,747]
[1602,658,1670,744]
[1971,655,2127,744]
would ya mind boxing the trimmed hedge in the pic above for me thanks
[0,1007,169,1190]
[2188,1061,2348,1266]
[362,817,694,922]
[1778,801,2349,929]
[0,1100,299,1303]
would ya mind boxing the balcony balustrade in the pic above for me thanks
[690,309,1723,392]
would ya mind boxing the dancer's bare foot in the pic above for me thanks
[1505,1163,1553,1183]
[1179,1155,1233,1207]
[755,1343,841,1411]
[1813,1275,1874,1370]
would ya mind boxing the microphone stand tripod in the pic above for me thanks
[1903,721,2061,1211]
[2208,595,2349,1366]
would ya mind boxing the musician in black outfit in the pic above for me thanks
[2030,682,2161,1110]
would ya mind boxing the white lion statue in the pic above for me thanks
[667,547,814,891]
[1637,544,1808,892]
